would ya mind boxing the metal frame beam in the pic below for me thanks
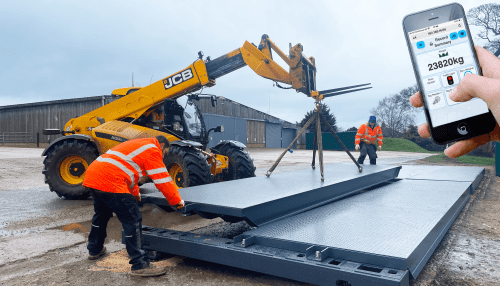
[141,227,410,286]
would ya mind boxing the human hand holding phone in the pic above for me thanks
[403,3,496,145]
[409,46,500,158]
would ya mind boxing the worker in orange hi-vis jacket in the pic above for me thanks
[83,135,184,277]
[354,116,383,165]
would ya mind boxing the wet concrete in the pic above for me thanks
[0,187,92,236]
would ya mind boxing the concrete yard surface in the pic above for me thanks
[0,146,498,285]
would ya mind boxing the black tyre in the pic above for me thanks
[212,145,255,181]
[42,140,98,199]
[164,145,212,188]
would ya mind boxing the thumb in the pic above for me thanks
[449,74,500,106]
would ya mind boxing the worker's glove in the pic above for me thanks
[355,145,360,151]
[176,200,185,210]
[378,146,382,151]
[134,193,141,202]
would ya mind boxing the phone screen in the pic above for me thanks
[408,18,489,127]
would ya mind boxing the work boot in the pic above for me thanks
[370,159,376,165]
[357,157,365,165]
[88,246,107,260]
[131,264,167,277]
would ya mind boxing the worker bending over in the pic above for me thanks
[355,116,383,165]
[83,135,184,277]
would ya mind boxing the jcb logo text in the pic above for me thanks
[163,68,194,90]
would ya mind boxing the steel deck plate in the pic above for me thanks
[141,165,485,286]
[141,163,401,226]
[239,179,472,278]
[396,165,442,178]
[398,165,484,192]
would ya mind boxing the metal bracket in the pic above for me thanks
[234,235,257,248]
[306,245,331,262]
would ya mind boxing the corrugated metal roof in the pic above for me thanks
[0,95,113,110]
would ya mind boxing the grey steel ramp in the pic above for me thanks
[396,165,442,178]
[141,163,401,226]
[398,165,484,192]
[236,179,472,279]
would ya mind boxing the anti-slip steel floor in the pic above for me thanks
[397,165,485,192]
[141,165,485,286]
[141,163,401,226]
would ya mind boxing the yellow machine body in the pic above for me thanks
[91,121,180,154]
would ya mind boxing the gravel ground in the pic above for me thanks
[0,146,497,285]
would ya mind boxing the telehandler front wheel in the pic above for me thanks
[164,146,212,188]
[43,140,98,199]
[212,145,256,181]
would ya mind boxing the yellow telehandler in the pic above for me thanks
[42,34,370,199]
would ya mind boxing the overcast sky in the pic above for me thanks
[0,0,493,130]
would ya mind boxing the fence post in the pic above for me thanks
[37,132,40,148]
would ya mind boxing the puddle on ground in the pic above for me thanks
[50,205,205,242]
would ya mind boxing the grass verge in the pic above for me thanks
[382,137,494,165]
[382,138,433,153]
[426,154,495,165]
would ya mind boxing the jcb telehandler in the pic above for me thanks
[42,35,370,199]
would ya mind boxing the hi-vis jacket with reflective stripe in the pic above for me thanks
[83,138,181,205]
[355,123,383,146]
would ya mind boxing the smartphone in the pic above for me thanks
[403,3,496,145]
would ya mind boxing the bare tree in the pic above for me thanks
[467,4,500,56]
[370,85,419,138]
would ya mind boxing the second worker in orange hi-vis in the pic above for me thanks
[83,135,184,277]
[354,116,384,165]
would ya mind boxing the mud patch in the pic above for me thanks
[62,223,88,233]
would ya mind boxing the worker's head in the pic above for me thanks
[368,116,376,127]
[156,135,171,157]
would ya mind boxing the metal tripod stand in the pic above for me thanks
[266,101,363,181]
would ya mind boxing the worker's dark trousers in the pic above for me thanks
[357,142,377,165]
[87,188,149,271]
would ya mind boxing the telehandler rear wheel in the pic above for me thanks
[164,146,212,188]
[212,145,256,181]
[43,140,98,199]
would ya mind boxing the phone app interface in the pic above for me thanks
[409,18,488,127]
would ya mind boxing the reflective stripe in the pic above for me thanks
[128,144,157,159]
[106,150,144,179]
[98,143,158,190]
[125,235,133,238]
[146,167,168,175]
[356,133,362,136]
[153,177,173,184]
[377,138,383,141]
[96,157,135,184]
[91,224,99,228]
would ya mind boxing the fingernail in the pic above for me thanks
[449,88,457,100]
[444,147,451,157]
